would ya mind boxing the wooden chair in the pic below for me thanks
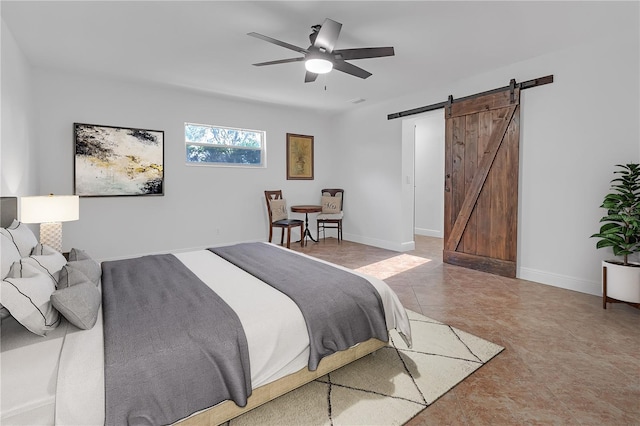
[317,189,344,242]
[264,190,304,249]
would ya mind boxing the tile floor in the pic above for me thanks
[292,235,640,425]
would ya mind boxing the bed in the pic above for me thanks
[0,196,412,425]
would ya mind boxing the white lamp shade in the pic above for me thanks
[20,195,79,224]
[305,58,333,74]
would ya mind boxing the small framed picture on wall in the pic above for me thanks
[286,133,314,180]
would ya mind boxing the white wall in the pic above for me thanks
[333,33,639,296]
[413,111,444,238]
[1,18,38,197]
[330,103,408,251]
[29,69,336,260]
[511,37,639,292]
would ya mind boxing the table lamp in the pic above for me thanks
[20,195,79,252]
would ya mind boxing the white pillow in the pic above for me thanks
[321,195,341,214]
[0,220,38,257]
[1,232,21,279]
[0,261,61,336]
[270,199,288,222]
[23,244,67,288]
[31,243,60,256]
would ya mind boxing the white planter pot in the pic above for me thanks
[602,260,640,304]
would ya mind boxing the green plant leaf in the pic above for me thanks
[594,163,640,260]
[598,223,621,233]
[596,239,617,249]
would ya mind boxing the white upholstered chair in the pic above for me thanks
[316,189,343,242]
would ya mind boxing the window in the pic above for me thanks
[185,122,265,167]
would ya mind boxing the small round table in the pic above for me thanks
[290,205,322,245]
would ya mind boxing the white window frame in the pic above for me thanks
[185,122,266,168]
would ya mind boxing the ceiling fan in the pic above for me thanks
[247,18,395,83]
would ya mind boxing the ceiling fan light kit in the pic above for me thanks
[305,57,333,74]
[248,18,394,82]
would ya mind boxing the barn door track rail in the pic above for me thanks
[387,75,553,120]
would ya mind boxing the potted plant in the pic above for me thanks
[591,163,640,308]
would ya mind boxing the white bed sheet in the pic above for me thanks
[52,243,411,425]
[1,316,68,426]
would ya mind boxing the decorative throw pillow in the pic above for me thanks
[60,248,101,286]
[1,232,21,279]
[0,220,38,257]
[58,264,93,289]
[63,259,101,286]
[321,196,341,214]
[22,245,68,287]
[270,199,288,222]
[0,262,60,336]
[51,281,101,330]
[68,248,92,262]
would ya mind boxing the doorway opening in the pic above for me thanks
[413,111,445,239]
[401,110,445,249]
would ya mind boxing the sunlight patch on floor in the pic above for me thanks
[355,254,432,280]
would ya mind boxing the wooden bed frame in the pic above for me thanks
[178,338,387,425]
[0,196,388,425]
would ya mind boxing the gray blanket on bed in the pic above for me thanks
[209,243,388,370]
[101,254,251,426]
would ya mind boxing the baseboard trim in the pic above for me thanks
[414,228,443,238]
[343,233,414,252]
[518,266,601,296]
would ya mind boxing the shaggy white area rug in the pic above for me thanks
[230,310,504,425]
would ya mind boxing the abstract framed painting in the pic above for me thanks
[286,133,314,180]
[74,123,164,197]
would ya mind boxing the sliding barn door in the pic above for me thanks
[443,89,520,277]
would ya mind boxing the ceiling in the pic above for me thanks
[1,1,637,112]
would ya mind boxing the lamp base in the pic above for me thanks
[40,222,63,253]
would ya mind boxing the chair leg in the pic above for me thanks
[299,224,304,247]
[280,229,285,246]
[339,220,342,242]
[317,222,320,242]
[268,226,273,243]
[286,227,291,249]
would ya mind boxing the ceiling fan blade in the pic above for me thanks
[313,18,342,52]
[247,32,308,54]
[333,60,372,79]
[253,57,305,67]
[304,71,318,83]
[333,47,395,61]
